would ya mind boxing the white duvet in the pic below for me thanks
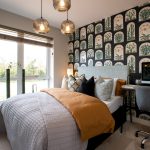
[0,92,87,150]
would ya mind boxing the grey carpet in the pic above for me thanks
[0,121,149,150]
[96,121,150,150]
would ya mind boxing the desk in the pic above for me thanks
[122,84,138,122]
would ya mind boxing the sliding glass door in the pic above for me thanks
[0,39,17,100]
[24,44,50,93]
[0,40,52,100]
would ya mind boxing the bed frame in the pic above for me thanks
[78,66,128,150]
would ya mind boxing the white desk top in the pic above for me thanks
[122,84,138,90]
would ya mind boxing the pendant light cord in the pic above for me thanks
[41,0,42,18]
[67,11,68,21]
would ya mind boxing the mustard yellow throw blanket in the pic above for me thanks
[41,88,115,141]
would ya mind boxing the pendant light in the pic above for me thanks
[53,0,71,12]
[61,11,75,35]
[33,0,50,34]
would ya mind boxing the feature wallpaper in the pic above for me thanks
[67,3,150,74]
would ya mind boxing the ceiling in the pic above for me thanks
[0,0,149,29]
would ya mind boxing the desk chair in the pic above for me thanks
[135,86,150,149]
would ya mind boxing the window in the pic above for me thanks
[0,39,17,100]
[24,44,50,93]
[0,25,53,100]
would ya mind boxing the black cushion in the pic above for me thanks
[77,76,95,96]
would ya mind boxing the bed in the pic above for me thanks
[77,66,128,149]
[0,65,128,150]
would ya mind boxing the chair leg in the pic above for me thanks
[141,136,150,149]
[135,130,150,137]
[135,130,140,137]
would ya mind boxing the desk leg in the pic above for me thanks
[123,91,127,121]
[129,91,132,122]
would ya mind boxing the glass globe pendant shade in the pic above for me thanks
[53,0,71,12]
[61,19,75,35]
[33,18,50,34]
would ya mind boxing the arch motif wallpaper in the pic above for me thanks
[68,3,150,73]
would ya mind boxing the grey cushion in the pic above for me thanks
[95,79,113,101]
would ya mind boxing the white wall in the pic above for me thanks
[0,8,68,88]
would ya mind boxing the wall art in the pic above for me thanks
[104,60,112,66]
[75,49,79,62]
[125,42,137,54]
[139,6,150,22]
[87,49,94,58]
[139,22,150,41]
[80,51,86,63]
[105,43,112,59]
[139,42,150,56]
[67,4,150,75]
[69,54,74,62]
[80,64,86,67]
[68,42,73,53]
[114,31,124,43]
[114,14,123,31]
[127,55,136,73]
[95,35,103,49]
[104,32,112,42]
[95,23,103,34]
[74,63,79,70]
[125,9,136,22]
[88,34,93,48]
[88,59,94,66]
[69,33,74,41]
[95,50,103,60]
[127,22,135,41]
[114,45,124,60]
[114,62,124,66]
[95,61,103,66]
[80,27,86,40]
[105,17,111,31]
[75,29,79,40]
[87,24,94,34]
[80,40,87,50]
[74,40,79,48]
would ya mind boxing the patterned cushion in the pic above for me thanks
[68,75,85,91]
[95,79,113,101]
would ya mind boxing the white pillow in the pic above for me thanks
[111,78,118,96]
[95,79,113,101]
[61,75,68,89]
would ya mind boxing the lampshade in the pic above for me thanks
[67,68,73,76]
[61,19,75,35]
[33,18,50,34]
[53,0,71,12]
[33,0,50,34]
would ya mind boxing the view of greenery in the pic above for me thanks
[0,59,46,80]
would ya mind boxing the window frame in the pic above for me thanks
[0,25,54,98]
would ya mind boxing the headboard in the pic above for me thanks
[78,66,129,80]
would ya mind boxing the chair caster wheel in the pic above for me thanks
[141,143,144,149]
[135,132,138,137]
